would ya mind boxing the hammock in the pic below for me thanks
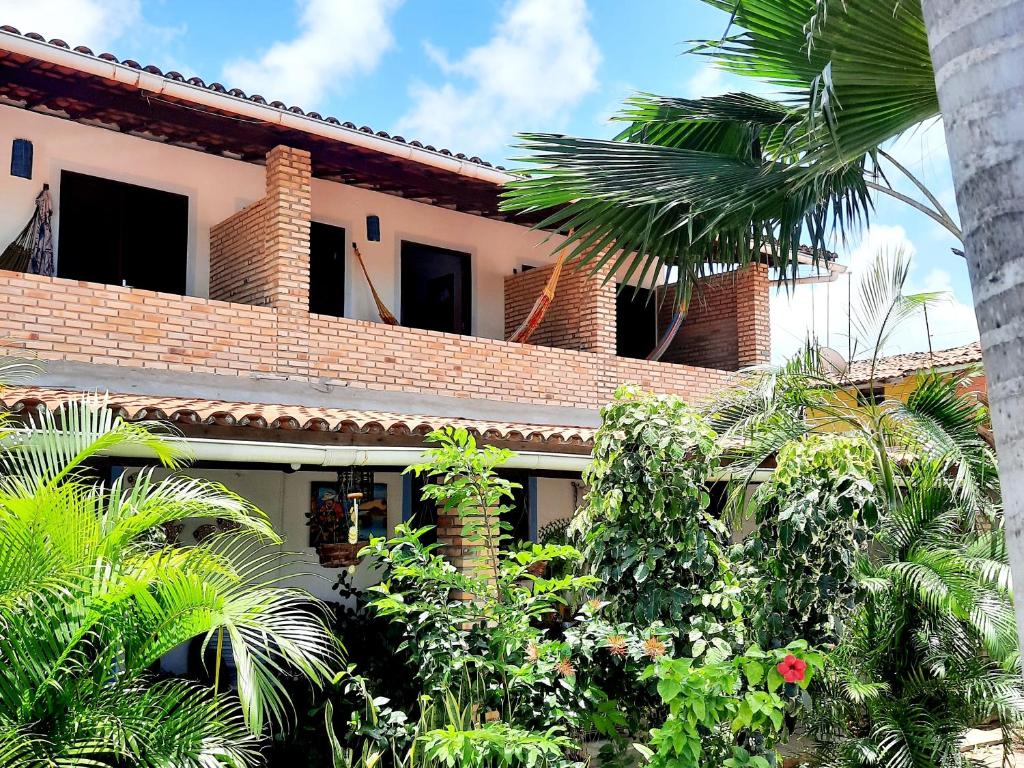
[351,242,398,325]
[647,285,691,361]
[507,249,570,344]
[0,185,54,276]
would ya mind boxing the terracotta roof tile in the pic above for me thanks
[845,342,983,385]
[0,24,507,172]
[0,386,595,449]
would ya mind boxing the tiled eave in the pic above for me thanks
[0,26,536,221]
[0,387,596,454]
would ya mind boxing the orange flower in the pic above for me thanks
[605,635,628,656]
[555,657,576,678]
[642,636,667,659]
[587,598,603,612]
[526,643,540,663]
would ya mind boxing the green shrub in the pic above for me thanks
[576,386,741,656]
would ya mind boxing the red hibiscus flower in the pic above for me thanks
[776,654,807,683]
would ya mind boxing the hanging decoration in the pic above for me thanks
[0,184,55,276]
[308,468,374,568]
[351,242,398,325]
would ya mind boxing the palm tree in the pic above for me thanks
[708,249,996,521]
[807,467,1024,767]
[0,385,339,766]
[502,0,1024,650]
[917,0,1024,653]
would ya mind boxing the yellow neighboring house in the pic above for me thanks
[843,341,985,404]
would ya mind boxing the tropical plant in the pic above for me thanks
[501,0,957,296]
[640,641,823,768]
[805,466,1024,767]
[365,428,616,748]
[708,249,997,522]
[504,0,1024,674]
[576,386,744,656]
[918,0,1024,662]
[737,434,877,650]
[0,392,338,766]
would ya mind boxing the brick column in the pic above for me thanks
[209,145,311,312]
[735,263,770,368]
[264,145,312,312]
[436,508,500,600]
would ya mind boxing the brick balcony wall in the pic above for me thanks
[657,264,770,370]
[0,271,736,408]
[504,258,616,355]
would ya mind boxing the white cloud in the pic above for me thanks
[222,0,402,107]
[395,0,601,158]
[770,225,979,363]
[0,0,143,49]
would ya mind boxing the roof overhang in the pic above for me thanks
[0,386,596,458]
[0,28,529,220]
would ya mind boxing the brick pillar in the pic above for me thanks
[209,145,311,312]
[264,145,312,311]
[264,146,312,378]
[437,508,500,600]
[577,261,616,354]
[735,263,770,368]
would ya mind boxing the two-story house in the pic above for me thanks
[0,26,772,603]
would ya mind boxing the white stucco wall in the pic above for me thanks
[0,105,565,340]
[116,464,579,673]
[535,476,581,537]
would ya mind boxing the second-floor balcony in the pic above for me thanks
[0,267,737,410]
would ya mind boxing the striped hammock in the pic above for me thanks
[0,185,54,276]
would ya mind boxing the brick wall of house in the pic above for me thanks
[504,258,616,355]
[209,146,311,312]
[656,264,770,370]
[0,271,735,408]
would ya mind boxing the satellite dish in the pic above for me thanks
[818,346,849,378]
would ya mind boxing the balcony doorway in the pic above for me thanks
[309,222,346,317]
[616,285,658,359]
[400,241,471,335]
[57,170,188,294]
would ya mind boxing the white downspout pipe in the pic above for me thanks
[0,31,516,186]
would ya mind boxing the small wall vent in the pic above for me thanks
[10,139,32,179]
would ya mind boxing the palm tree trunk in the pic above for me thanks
[920,0,1024,644]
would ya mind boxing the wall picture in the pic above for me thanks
[308,480,388,546]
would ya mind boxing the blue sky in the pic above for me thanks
[0,0,979,362]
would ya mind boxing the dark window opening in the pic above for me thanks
[856,385,885,406]
[406,472,438,546]
[616,285,658,359]
[401,241,472,335]
[57,170,188,294]
[309,222,346,317]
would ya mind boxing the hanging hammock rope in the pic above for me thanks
[646,283,691,362]
[351,242,398,325]
[0,184,54,276]
[506,248,571,344]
